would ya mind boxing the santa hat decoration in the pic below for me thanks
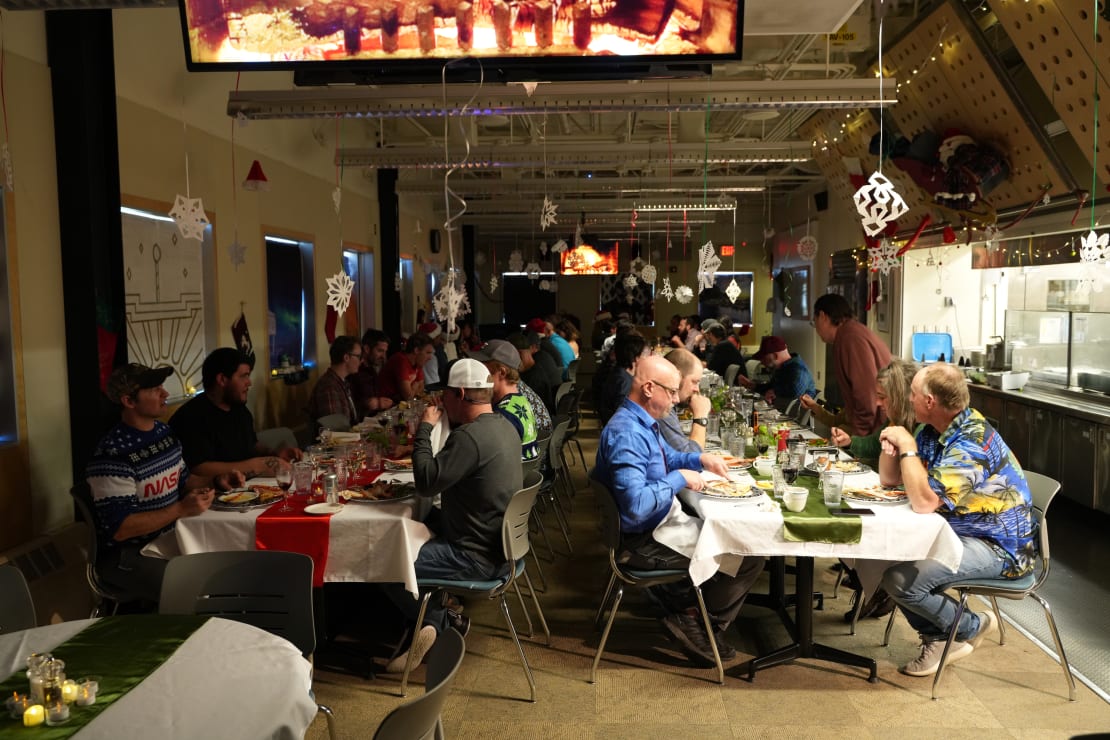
[418,321,443,340]
[242,160,270,191]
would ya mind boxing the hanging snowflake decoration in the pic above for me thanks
[797,235,819,261]
[725,277,743,304]
[550,239,568,253]
[228,237,247,269]
[625,293,635,305]
[684,223,692,238]
[868,238,901,276]
[623,273,639,289]
[853,171,909,236]
[696,240,721,292]
[0,143,13,191]
[525,261,542,280]
[432,272,471,334]
[169,194,209,241]
[508,249,524,272]
[236,111,249,128]
[489,274,499,292]
[629,257,646,275]
[1079,230,1109,263]
[332,187,342,215]
[675,285,694,304]
[414,219,422,234]
[659,277,675,302]
[549,280,558,293]
[640,264,657,285]
[573,222,584,247]
[763,227,775,241]
[539,241,549,256]
[540,196,559,230]
[474,251,486,266]
[539,279,551,291]
[325,270,355,315]
[394,271,402,293]
[983,226,1002,254]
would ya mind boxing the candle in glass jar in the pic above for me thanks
[5,693,31,720]
[22,704,45,727]
[61,680,78,704]
[45,702,69,726]
[75,679,98,707]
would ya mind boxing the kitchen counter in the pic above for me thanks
[968,381,1110,424]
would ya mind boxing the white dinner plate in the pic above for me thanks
[304,502,344,515]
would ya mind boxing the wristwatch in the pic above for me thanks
[692,417,709,427]
[899,451,920,461]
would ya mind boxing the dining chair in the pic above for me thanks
[880,471,1075,701]
[69,483,144,617]
[566,358,579,385]
[0,565,35,633]
[554,381,574,410]
[317,413,352,433]
[536,417,573,555]
[258,426,298,453]
[524,431,553,592]
[158,550,339,737]
[556,388,588,476]
[373,627,465,740]
[588,479,724,685]
[724,363,742,387]
[399,471,548,701]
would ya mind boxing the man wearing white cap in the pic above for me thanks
[470,339,539,460]
[385,358,524,672]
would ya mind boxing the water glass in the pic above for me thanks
[334,459,348,491]
[292,461,314,496]
[822,470,845,507]
[728,435,744,459]
[364,442,382,473]
[706,414,720,439]
[771,464,787,499]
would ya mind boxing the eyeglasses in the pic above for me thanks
[649,379,680,398]
[347,352,362,360]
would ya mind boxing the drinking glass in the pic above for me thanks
[705,414,720,440]
[275,466,293,511]
[782,463,799,485]
[771,464,787,499]
[365,443,382,473]
[334,459,348,491]
[822,470,845,507]
[756,434,771,457]
[728,435,744,459]
[292,461,314,497]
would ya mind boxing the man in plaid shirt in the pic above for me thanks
[308,335,362,429]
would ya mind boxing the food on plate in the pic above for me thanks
[806,458,868,474]
[250,484,285,503]
[717,454,754,468]
[703,480,759,498]
[807,438,830,447]
[383,458,413,471]
[843,484,908,503]
[217,490,258,505]
[341,480,416,502]
[753,480,775,490]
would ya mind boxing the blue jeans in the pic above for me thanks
[385,537,504,632]
[881,536,1009,642]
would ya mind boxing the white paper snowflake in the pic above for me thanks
[659,277,675,302]
[983,226,1002,254]
[228,237,247,269]
[548,280,558,293]
[763,227,775,241]
[325,270,355,315]
[854,172,909,236]
[725,277,742,304]
[623,273,639,289]
[508,249,524,272]
[169,194,209,241]
[489,274,499,292]
[539,241,548,255]
[697,240,721,292]
[1079,229,1109,263]
[0,143,13,191]
[684,224,692,238]
[236,112,249,128]
[525,261,542,280]
[675,285,694,304]
[797,235,819,261]
[868,238,901,276]
[640,264,657,285]
[432,272,471,334]
[540,196,559,230]
[629,257,646,275]
[414,219,422,234]
[550,239,568,253]
[332,187,342,215]
[394,271,402,292]
[539,279,551,291]
[574,223,584,247]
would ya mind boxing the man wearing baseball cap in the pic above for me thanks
[740,335,817,410]
[87,363,245,602]
[384,358,523,672]
[470,339,540,459]
[512,330,560,414]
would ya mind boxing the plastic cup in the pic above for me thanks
[365,443,382,473]
[771,464,787,499]
[292,461,314,496]
[728,435,744,458]
[822,470,845,507]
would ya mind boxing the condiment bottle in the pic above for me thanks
[323,473,339,506]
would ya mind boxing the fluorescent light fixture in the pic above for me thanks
[502,271,559,276]
[265,235,301,246]
[634,202,737,212]
[120,205,176,224]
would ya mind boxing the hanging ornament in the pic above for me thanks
[548,280,559,293]
[539,279,551,291]
[394,271,402,292]
[489,274,499,292]
[574,222,584,247]
[623,273,639,289]
[474,251,486,266]
[942,225,958,244]
[696,240,721,292]
[983,226,1002,254]
[432,271,471,334]
[1,143,14,191]
[659,277,675,302]
[414,219,422,234]
[508,249,524,272]
[674,285,694,304]
[169,194,209,241]
[868,238,901,276]
[1079,230,1109,263]
[725,277,743,304]
[640,264,657,285]
[241,160,270,191]
[550,239,568,253]
[525,261,542,280]
[332,187,342,215]
[325,270,355,315]
[236,111,249,128]
[853,172,909,236]
[228,237,247,269]
[629,257,646,275]
[763,227,775,241]
[539,241,549,256]
[797,235,819,261]
[539,196,558,230]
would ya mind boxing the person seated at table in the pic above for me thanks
[592,312,614,352]
[592,355,764,667]
[170,348,302,480]
[659,348,712,453]
[349,329,395,418]
[417,321,450,391]
[739,335,817,411]
[876,362,1031,677]
[703,323,747,383]
[555,318,581,360]
[829,358,918,469]
[595,331,646,427]
[455,319,483,356]
[509,331,559,417]
[384,358,523,672]
[307,335,362,431]
[471,339,540,460]
[89,363,244,602]
[499,334,553,436]
[378,332,435,404]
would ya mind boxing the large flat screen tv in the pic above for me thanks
[560,239,619,275]
[179,0,742,79]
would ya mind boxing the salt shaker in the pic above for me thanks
[323,473,339,506]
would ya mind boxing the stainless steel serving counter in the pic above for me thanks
[968,382,1110,424]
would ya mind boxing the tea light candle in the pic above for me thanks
[45,702,69,726]
[5,693,31,720]
[60,680,78,704]
[75,679,98,707]
[22,704,44,727]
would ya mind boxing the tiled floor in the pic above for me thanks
[306,417,1110,739]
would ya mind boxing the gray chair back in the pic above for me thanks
[547,417,571,474]
[159,551,316,657]
[724,363,741,387]
[372,627,466,740]
[554,381,574,410]
[522,431,551,478]
[0,565,35,633]
[503,471,544,563]
[258,426,298,452]
[566,359,579,384]
[1024,470,1061,589]
[70,483,141,610]
[317,414,351,433]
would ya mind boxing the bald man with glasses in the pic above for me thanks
[592,355,765,668]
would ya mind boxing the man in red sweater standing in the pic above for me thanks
[801,293,892,436]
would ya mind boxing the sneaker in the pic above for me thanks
[901,639,974,677]
[441,593,465,613]
[446,608,471,638]
[660,611,719,667]
[713,630,738,662]
[968,610,997,649]
[385,625,438,673]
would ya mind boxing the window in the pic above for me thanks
[600,275,654,325]
[398,258,416,332]
[0,197,17,444]
[503,273,557,327]
[342,247,375,332]
[265,235,315,372]
[700,271,754,325]
[120,204,217,400]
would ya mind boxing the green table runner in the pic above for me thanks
[0,615,209,739]
[777,476,863,544]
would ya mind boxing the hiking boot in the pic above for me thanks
[446,608,471,638]
[968,610,997,649]
[385,625,438,674]
[660,611,718,667]
[901,639,973,677]
[713,630,738,662]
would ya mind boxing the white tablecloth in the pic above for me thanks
[143,474,434,595]
[0,618,316,739]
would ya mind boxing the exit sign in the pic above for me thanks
[720,244,735,257]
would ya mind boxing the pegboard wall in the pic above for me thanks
[992,0,1110,190]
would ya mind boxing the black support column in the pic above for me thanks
[377,169,400,342]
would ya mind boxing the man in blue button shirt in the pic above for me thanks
[592,355,765,667]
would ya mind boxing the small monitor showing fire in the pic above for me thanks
[560,240,619,275]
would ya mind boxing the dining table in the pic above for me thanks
[0,616,317,738]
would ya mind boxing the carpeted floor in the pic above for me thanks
[306,417,1110,739]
